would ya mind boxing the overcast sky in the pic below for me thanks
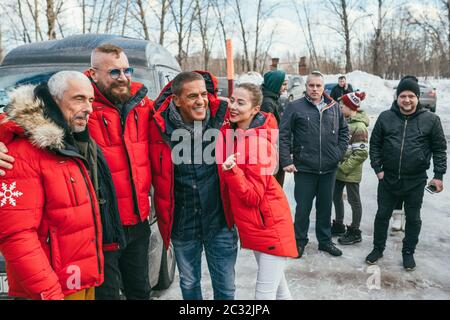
[1,0,443,64]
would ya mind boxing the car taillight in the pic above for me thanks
[428,90,436,98]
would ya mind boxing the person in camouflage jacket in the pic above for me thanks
[332,92,369,245]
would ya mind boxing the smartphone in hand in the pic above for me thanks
[425,184,437,194]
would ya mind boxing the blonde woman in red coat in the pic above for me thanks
[217,83,298,300]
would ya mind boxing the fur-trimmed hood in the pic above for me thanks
[3,84,67,150]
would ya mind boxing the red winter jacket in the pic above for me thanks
[149,71,233,249]
[85,71,153,226]
[0,85,103,300]
[217,112,298,258]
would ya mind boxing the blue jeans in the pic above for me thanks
[172,226,238,300]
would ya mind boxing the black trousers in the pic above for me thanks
[294,171,336,247]
[333,180,362,229]
[95,219,151,300]
[373,177,426,253]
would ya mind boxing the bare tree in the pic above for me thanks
[372,0,384,76]
[0,23,3,63]
[149,0,170,45]
[132,0,150,40]
[25,0,44,41]
[292,0,319,69]
[46,0,57,39]
[168,0,196,67]
[234,0,251,71]
[326,0,369,73]
[252,0,279,71]
[196,0,217,70]
[121,0,130,36]
[407,3,450,77]
[211,0,230,57]
[18,0,32,43]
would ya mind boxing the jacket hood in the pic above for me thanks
[261,86,280,101]
[349,110,369,127]
[262,70,286,95]
[222,112,278,144]
[2,84,66,149]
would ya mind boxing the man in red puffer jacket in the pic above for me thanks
[0,71,103,300]
[84,44,153,300]
[0,44,153,300]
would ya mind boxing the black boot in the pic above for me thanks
[338,226,362,245]
[366,247,384,265]
[296,244,306,259]
[402,250,416,271]
[318,242,343,256]
[331,220,346,236]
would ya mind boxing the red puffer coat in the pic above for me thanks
[149,71,234,249]
[85,71,153,226]
[217,112,298,258]
[0,85,103,300]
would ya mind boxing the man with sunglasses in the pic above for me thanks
[0,44,153,300]
[85,44,153,300]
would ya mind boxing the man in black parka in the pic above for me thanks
[366,77,447,271]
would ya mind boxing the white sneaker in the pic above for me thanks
[391,211,404,232]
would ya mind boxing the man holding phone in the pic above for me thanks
[366,76,447,271]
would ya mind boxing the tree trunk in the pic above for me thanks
[372,0,383,76]
[235,0,251,71]
[46,0,57,39]
[159,0,168,45]
[253,0,263,71]
[136,0,150,40]
[0,24,3,63]
[18,0,32,42]
[341,0,352,72]
[122,0,130,36]
[447,0,450,76]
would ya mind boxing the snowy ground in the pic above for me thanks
[152,72,450,300]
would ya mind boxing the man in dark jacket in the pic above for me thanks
[279,71,349,258]
[330,75,354,102]
[261,70,288,186]
[366,77,447,271]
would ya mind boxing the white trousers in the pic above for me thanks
[253,251,292,300]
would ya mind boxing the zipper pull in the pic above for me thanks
[70,177,75,183]
[102,116,108,127]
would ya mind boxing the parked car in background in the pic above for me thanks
[324,83,337,96]
[216,76,229,98]
[0,34,180,297]
[393,82,437,112]
[0,254,7,299]
[286,74,305,102]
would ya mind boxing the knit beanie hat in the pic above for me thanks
[340,91,366,111]
[263,70,286,95]
[396,78,420,98]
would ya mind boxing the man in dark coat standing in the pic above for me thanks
[279,71,349,258]
[331,75,354,102]
[366,77,447,271]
